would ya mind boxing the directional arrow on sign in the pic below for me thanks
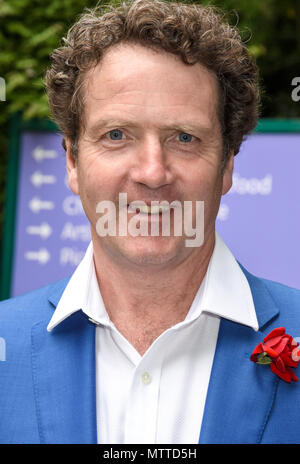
[32,146,57,163]
[30,171,57,188]
[29,197,55,214]
[26,223,53,239]
[25,248,51,265]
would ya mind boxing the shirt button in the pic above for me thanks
[141,372,151,385]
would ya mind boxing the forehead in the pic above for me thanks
[83,43,220,130]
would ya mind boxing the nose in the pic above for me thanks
[130,136,173,189]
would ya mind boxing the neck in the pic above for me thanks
[92,232,215,355]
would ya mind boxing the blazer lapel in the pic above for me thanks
[31,282,97,444]
[199,266,280,444]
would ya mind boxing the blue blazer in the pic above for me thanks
[0,265,300,444]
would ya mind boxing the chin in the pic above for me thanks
[106,235,187,267]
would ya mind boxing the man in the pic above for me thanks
[1,0,300,444]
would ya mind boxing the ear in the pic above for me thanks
[221,151,234,195]
[65,138,79,195]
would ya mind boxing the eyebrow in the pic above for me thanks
[162,123,213,135]
[86,118,214,139]
[86,119,136,139]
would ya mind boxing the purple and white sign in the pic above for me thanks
[12,131,90,297]
[217,133,300,290]
[11,131,300,297]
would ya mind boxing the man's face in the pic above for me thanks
[66,43,233,268]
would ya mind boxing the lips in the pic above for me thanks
[127,203,172,214]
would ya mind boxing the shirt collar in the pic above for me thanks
[199,232,259,331]
[47,242,110,331]
[47,232,258,332]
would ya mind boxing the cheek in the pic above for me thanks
[78,160,125,206]
[184,167,222,201]
[78,167,96,198]
[76,161,101,211]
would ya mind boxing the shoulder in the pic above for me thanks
[240,262,300,302]
[252,272,300,307]
[260,276,300,323]
[262,276,300,301]
[0,277,71,330]
[241,264,300,329]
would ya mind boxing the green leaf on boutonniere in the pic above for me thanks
[256,352,272,365]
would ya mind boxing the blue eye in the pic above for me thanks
[108,129,124,140]
[178,132,193,143]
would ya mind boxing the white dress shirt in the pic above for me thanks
[47,232,258,444]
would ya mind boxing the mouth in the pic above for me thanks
[127,203,171,215]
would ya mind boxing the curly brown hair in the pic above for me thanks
[45,0,260,164]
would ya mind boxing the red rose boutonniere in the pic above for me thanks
[250,327,300,383]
